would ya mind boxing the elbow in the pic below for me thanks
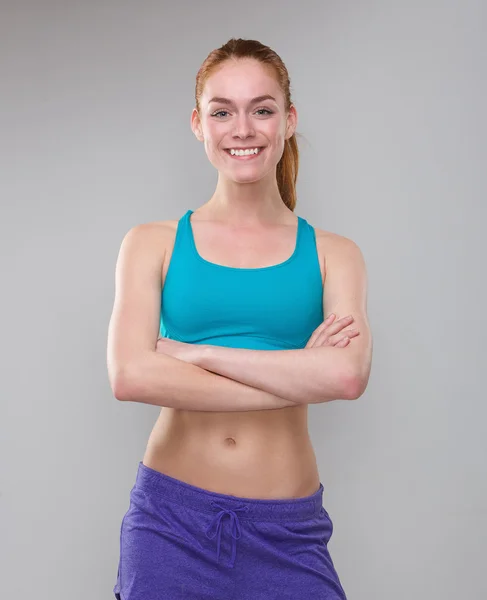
[343,378,364,400]
[110,349,160,402]
[343,370,369,400]
[111,364,135,401]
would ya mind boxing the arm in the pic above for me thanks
[117,351,300,412]
[107,224,299,412]
[196,236,373,403]
[197,345,350,404]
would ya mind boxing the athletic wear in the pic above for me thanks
[113,211,348,598]
[160,210,324,350]
[113,462,347,599]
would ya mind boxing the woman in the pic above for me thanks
[108,38,372,600]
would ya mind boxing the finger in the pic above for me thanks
[313,324,359,348]
[328,329,360,346]
[314,318,354,344]
[325,315,354,336]
[314,316,354,343]
[339,328,360,340]
[306,313,336,347]
[335,336,350,347]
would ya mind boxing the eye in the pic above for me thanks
[211,108,274,119]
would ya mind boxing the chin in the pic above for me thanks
[228,171,266,184]
[223,162,276,183]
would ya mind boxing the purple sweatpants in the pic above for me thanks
[113,462,347,599]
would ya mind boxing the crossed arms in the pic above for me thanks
[191,236,372,404]
[108,224,372,409]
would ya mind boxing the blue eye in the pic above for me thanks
[211,108,274,118]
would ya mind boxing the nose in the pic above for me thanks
[233,113,255,140]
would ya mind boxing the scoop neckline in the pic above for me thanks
[186,209,303,271]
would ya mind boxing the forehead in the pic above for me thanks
[201,59,281,105]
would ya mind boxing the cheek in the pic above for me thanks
[203,125,224,154]
[267,121,286,146]
[203,133,226,165]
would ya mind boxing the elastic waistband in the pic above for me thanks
[135,462,324,521]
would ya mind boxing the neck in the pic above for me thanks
[202,172,293,226]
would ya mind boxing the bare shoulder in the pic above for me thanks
[313,226,366,279]
[120,219,178,250]
[114,220,179,282]
[313,226,358,249]
[127,219,178,237]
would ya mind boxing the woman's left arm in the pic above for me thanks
[195,236,373,405]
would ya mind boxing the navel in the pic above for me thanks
[224,437,236,446]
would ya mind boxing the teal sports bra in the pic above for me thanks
[160,209,324,350]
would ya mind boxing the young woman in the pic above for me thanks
[108,38,372,600]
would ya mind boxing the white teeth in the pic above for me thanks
[229,147,261,156]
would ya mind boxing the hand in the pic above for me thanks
[155,337,206,366]
[305,313,359,348]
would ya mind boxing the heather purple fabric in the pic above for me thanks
[113,462,347,599]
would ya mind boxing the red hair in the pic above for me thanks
[195,38,300,211]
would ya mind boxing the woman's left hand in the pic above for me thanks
[155,337,206,367]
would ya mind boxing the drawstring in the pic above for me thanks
[205,501,249,568]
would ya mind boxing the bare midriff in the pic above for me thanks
[142,404,321,499]
[141,214,326,500]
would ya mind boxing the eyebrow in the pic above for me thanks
[208,94,277,106]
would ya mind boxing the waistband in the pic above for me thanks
[135,461,324,522]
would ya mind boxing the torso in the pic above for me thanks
[142,209,335,500]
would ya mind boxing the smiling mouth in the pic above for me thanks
[224,147,265,158]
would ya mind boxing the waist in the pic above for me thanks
[133,461,324,519]
[142,406,320,499]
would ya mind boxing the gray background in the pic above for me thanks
[1,1,486,598]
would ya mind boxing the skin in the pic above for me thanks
[156,314,359,363]
[158,58,360,362]
[142,57,364,498]
[190,57,298,223]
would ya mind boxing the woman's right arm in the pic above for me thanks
[106,223,298,412]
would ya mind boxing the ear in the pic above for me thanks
[191,108,204,142]
[285,104,298,140]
